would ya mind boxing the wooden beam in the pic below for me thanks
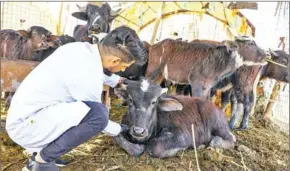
[138,9,255,37]
[150,2,165,44]
[117,15,141,27]
[174,2,182,10]
[1,2,4,27]
[228,2,258,10]
[263,81,281,120]
[57,2,63,35]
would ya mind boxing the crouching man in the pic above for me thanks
[5,26,144,171]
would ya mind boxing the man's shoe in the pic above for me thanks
[55,158,69,167]
[22,152,59,171]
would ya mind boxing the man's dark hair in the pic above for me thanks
[100,26,148,64]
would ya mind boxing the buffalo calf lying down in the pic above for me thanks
[113,79,236,158]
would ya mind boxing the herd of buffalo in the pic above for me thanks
[0,3,289,158]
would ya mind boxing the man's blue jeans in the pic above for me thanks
[40,101,109,162]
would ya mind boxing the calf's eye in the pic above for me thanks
[151,101,156,105]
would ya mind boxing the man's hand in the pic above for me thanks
[117,77,127,87]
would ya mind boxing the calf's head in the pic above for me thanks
[72,3,119,34]
[18,26,51,51]
[234,36,271,66]
[266,50,289,82]
[116,79,183,142]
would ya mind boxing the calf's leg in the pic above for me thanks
[190,83,203,98]
[113,133,145,157]
[146,131,189,158]
[211,113,236,149]
[5,92,14,109]
[238,91,254,130]
[184,85,192,96]
[221,90,232,112]
[229,91,244,129]
[113,113,145,157]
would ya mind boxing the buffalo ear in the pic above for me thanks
[47,35,59,41]
[72,12,88,21]
[17,30,29,42]
[158,96,183,112]
[221,40,239,54]
[269,49,278,57]
[17,30,29,37]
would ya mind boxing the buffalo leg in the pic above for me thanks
[175,85,184,95]
[190,83,203,98]
[239,91,254,130]
[5,92,10,98]
[221,90,232,112]
[146,131,189,158]
[5,92,14,109]
[113,133,145,157]
[211,117,236,149]
[229,91,244,129]
[114,113,146,156]
[184,85,192,96]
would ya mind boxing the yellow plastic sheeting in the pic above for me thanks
[113,2,255,37]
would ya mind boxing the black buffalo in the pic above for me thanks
[72,3,119,42]
[113,79,236,158]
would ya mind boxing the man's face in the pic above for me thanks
[103,55,135,73]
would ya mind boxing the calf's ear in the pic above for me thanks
[72,12,88,21]
[47,35,59,42]
[17,30,29,42]
[221,40,239,53]
[158,96,183,112]
[17,30,29,37]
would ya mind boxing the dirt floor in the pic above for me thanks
[1,97,289,171]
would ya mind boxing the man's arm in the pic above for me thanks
[103,73,126,88]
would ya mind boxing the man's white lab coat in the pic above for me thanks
[6,42,122,153]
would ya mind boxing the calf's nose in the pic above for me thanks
[132,126,145,135]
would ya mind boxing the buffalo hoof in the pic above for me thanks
[229,124,235,130]
[209,136,223,148]
[235,126,248,131]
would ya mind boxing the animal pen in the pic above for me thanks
[0,2,289,171]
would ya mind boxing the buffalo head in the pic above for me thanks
[115,79,183,142]
[72,3,120,34]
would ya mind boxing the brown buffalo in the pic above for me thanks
[145,36,270,99]
[0,26,53,60]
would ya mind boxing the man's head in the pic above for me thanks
[97,26,148,73]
